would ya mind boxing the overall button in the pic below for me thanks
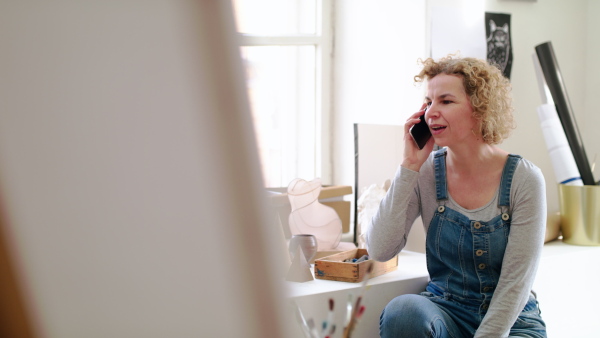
[438,205,445,213]
[478,263,486,270]
[502,213,510,221]
[476,249,484,256]
[482,303,489,310]
[473,221,482,229]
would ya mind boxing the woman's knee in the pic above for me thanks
[380,294,442,337]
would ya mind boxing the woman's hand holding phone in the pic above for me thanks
[402,103,434,172]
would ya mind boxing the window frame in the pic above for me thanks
[237,0,334,186]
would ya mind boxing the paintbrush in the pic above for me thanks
[343,262,374,337]
[307,318,319,338]
[324,324,336,338]
[294,301,313,338]
[321,298,335,338]
[358,261,374,298]
[350,261,374,327]
[342,305,366,338]
[350,305,366,334]
[344,293,353,329]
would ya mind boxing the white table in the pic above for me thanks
[532,240,600,337]
[286,241,600,338]
[285,251,428,337]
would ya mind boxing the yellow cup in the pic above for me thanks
[558,184,600,246]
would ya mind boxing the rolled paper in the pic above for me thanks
[535,42,595,185]
[537,104,583,186]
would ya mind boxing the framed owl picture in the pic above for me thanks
[485,12,513,80]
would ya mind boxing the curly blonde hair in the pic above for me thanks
[414,55,515,145]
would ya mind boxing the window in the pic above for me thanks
[233,0,333,188]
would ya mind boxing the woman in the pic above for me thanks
[366,56,547,337]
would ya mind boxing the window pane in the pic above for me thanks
[233,0,318,35]
[241,46,317,187]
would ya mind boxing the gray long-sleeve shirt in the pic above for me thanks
[366,152,546,337]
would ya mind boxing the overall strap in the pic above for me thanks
[433,148,448,201]
[498,154,522,207]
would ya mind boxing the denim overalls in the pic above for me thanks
[425,148,517,314]
[380,149,546,337]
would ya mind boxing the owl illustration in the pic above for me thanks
[487,20,510,75]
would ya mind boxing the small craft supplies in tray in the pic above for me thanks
[314,248,398,283]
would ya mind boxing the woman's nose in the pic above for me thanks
[425,104,437,119]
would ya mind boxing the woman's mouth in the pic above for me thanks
[430,125,446,135]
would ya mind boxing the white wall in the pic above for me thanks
[334,0,427,244]
[585,0,600,183]
[334,0,598,221]
[0,1,292,337]
[483,0,591,217]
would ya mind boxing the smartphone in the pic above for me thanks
[409,109,432,150]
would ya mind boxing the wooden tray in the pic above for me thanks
[314,248,398,283]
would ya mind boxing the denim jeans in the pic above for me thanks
[379,292,547,337]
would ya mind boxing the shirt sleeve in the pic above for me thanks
[474,161,547,337]
[365,165,422,262]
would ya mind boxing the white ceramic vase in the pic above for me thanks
[289,234,318,263]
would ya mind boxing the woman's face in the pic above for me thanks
[424,73,479,148]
